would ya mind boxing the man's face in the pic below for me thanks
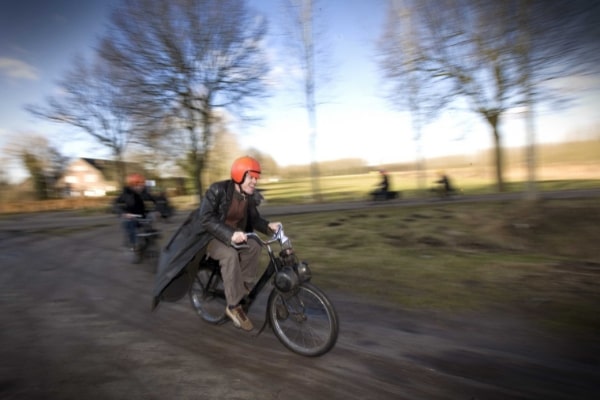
[241,172,259,194]
[132,183,145,193]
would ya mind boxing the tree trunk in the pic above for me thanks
[492,126,504,192]
[524,98,538,201]
[485,112,505,192]
[114,152,126,188]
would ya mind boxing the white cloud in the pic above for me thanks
[0,58,39,81]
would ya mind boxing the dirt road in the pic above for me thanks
[1,204,598,399]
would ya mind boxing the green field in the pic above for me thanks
[166,174,600,210]
[265,197,599,336]
[169,138,600,207]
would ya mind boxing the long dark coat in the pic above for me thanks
[151,180,270,309]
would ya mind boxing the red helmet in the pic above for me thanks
[230,156,261,183]
[126,173,145,186]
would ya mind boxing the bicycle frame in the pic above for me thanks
[130,215,161,266]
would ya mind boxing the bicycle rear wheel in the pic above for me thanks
[189,266,227,324]
[142,239,161,271]
[268,283,339,357]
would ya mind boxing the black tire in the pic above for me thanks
[189,266,227,324]
[267,283,339,357]
[142,239,161,272]
[131,238,145,264]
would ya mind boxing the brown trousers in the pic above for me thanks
[206,237,261,307]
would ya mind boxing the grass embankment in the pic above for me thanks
[271,197,600,335]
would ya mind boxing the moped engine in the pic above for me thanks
[274,261,312,293]
[275,266,299,292]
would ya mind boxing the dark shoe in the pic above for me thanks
[226,305,253,331]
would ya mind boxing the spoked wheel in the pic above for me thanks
[267,282,339,357]
[189,266,227,324]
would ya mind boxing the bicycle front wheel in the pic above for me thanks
[189,266,227,324]
[268,283,339,357]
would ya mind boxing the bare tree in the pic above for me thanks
[4,134,68,199]
[378,0,446,191]
[283,0,328,201]
[100,0,270,200]
[379,0,599,193]
[404,0,524,192]
[198,111,242,184]
[27,55,141,186]
[514,0,600,199]
[0,157,11,202]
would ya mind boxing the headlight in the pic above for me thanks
[296,262,311,282]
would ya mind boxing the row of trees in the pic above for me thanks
[378,0,599,196]
[23,0,599,202]
[2,135,69,201]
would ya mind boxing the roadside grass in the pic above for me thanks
[267,197,600,336]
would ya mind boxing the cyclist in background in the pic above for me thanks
[114,173,156,254]
[434,171,457,198]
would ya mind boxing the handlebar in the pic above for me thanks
[230,225,287,249]
[122,214,158,229]
[126,213,158,222]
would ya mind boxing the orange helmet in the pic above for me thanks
[230,156,261,184]
[126,173,145,186]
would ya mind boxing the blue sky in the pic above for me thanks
[1,0,599,183]
[0,0,119,181]
[0,0,115,126]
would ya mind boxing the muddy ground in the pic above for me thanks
[0,205,598,400]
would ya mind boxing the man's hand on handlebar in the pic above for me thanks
[268,222,282,233]
[123,213,141,219]
[231,231,248,244]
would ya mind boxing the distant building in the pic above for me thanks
[59,158,145,197]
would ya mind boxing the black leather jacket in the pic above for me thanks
[113,186,155,217]
[198,179,271,245]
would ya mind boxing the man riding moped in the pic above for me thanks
[152,156,281,331]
